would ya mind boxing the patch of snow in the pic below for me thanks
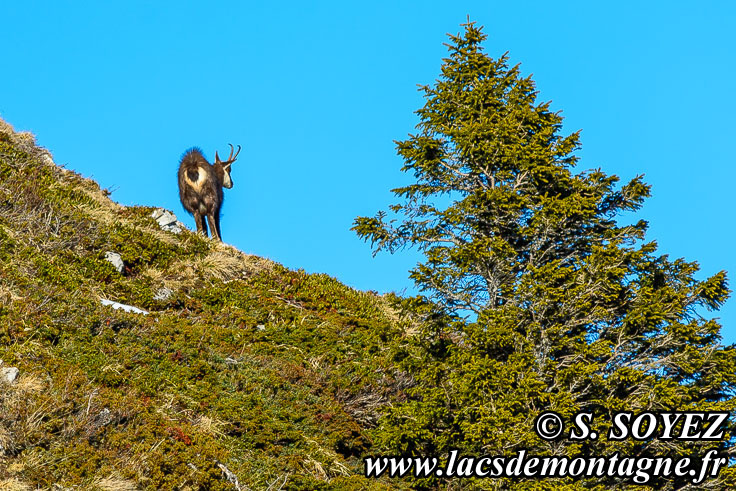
[100,298,149,315]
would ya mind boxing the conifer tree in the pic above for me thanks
[354,22,736,489]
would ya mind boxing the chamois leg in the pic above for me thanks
[193,210,208,237]
[206,214,221,241]
[213,214,223,242]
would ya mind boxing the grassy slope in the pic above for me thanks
[0,119,412,490]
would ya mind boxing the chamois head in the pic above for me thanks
[214,144,241,189]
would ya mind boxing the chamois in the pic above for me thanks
[177,144,241,241]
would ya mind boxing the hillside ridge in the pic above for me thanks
[0,117,410,490]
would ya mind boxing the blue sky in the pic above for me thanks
[2,2,734,341]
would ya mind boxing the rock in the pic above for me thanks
[100,298,149,315]
[39,150,55,166]
[93,408,113,427]
[216,460,242,491]
[152,208,185,234]
[104,251,124,273]
[153,287,174,301]
[1,366,19,384]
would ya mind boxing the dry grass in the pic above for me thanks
[0,374,48,458]
[142,242,274,293]
[193,414,227,438]
[0,117,35,145]
[91,474,139,491]
[14,374,46,395]
[4,449,43,480]
[198,246,272,281]
[304,439,351,480]
[0,478,33,491]
[0,284,23,304]
[0,425,13,455]
[0,116,54,166]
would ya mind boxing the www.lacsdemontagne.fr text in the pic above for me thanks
[364,449,727,485]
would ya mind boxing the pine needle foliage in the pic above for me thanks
[354,22,736,489]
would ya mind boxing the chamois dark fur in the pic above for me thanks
[177,144,240,241]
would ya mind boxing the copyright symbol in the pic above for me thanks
[535,411,564,440]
